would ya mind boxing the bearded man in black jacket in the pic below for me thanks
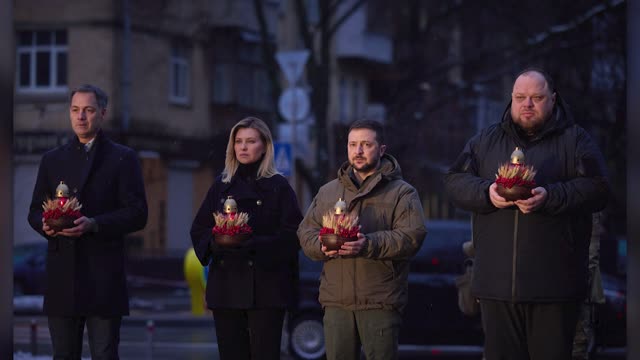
[444,68,609,360]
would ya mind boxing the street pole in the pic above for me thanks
[290,83,298,192]
[121,0,132,132]
[146,319,155,359]
[30,319,38,355]
[0,0,15,357]
[627,0,640,358]
[275,49,310,192]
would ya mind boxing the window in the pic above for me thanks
[338,76,367,123]
[253,69,271,110]
[212,64,271,111]
[16,30,68,92]
[339,76,349,123]
[237,64,255,107]
[352,78,360,119]
[238,42,260,64]
[211,38,272,111]
[169,45,191,104]
[212,64,233,104]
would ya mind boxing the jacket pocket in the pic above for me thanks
[359,201,393,231]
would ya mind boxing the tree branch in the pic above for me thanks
[525,0,624,46]
[294,0,315,56]
[419,0,624,83]
[315,0,342,34]
[328,0,367,38]
[252,0,283,125]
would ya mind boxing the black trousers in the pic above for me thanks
[480,300,580,360]
[213,308,286,360]
[48,316,122,360]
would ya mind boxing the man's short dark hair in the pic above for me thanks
[348,119,385,144]
[515,67,556,93]
[70,84,108,109]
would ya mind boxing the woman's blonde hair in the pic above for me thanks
[221,116,280,183]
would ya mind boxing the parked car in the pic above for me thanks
[286,220,627,360]
[13,242,48,296]
[13,241,188,301]
[13,242,193,315]
[597,273,626,348]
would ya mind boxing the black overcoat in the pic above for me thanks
[190,173,302,309]
[28,131,148,316]
[444,99,609,302]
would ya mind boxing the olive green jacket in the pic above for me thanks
[297,154,427,313]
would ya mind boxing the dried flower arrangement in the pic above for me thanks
[318,198,361,251]
[42,181,83,232]
[495,163,537,189]
[494,147,538,201]
[211,196,252,247]
[212,212,252,237]
[319,211,360,239]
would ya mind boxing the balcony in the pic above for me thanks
[334,4,392,65]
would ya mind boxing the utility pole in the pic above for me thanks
[627,0,640,357]
[121,0,132,132]
[0,0,15,357]
[276,50,311,193]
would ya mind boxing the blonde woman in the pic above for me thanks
[190,117,302,360]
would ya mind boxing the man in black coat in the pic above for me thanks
[444,69,609,360]
[28,84,148,359]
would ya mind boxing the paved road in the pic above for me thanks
[14,315,222,360]
[14,313,304,360]
[13,286,295,360]
[13,287,625,360]
[15,314,625,360]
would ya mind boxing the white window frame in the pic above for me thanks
[16,30,68,93]
[169,45,191,104]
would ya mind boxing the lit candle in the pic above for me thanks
[55,181,70,208]
[223,196,238,219]
[334,198,347,215]
[510,147,525,165]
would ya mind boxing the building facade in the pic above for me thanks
[13,0,278,254]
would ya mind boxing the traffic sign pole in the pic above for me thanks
[276,50,310,192]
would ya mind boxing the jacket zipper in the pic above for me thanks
[345,193,365,308]
[511,210,519,300]
[352,200,363,307]
[510,143,528,300]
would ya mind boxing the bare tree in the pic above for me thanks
[253,0,367,192]
[385,0,625,221]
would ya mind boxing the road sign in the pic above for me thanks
[278,87,310,122]
[274,142,293,177]
[276,50,310,85]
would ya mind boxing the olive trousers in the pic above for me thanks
[323,307,402,360]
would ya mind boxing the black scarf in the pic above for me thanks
[236,159,261,183]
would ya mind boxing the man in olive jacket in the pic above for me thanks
[298,119,426,360]
[444,69,609,360]
[28,84,148,359]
